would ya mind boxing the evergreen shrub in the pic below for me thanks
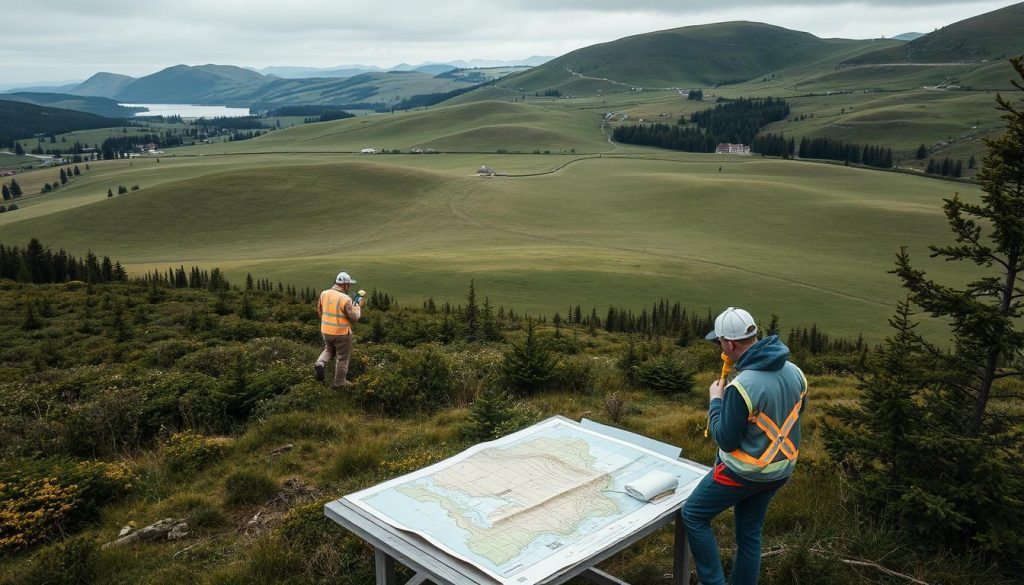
[633,355,694,394]
[502,321,556,395]
[356,345,455,416]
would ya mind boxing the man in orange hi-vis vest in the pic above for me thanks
[682,307,807,585]
[314,271,364,388]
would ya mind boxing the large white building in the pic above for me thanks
[715,143,751,155]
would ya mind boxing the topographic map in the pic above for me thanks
[345,417,706,584]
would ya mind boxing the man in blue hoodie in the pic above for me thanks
[681,307,808,585]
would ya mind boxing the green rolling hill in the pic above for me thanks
[114,64,268,103]
[185,100,609,154]
[0,92,140,118]
[69,72,137,98]
[0,100,124,145]
[842,2,1024,65]
[489,22,902,93]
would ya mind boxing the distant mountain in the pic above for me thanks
[843,3,1024,64]
[69,72,136,98]
[1,93,142,118]
[447,57,553,68]
[497,22,858,90]
[3,82,78,94]
[256,58,549,79]
[0,99,122,145]
[257,65,383,79]
[414,64,458,75]
[891,32,924,41]
[114,64,267,103]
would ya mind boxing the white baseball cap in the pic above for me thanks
[705,307,758,341]
[335,271,356,284]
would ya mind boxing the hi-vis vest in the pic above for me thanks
[719,362,808,482]
[319,288,353,335]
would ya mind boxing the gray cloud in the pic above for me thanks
[0,0,1017,85]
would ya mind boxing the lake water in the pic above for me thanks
[121,103,253,118]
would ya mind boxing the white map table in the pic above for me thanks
[325,416,708,585]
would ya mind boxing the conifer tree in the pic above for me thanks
[823,299,932,507]
[9,178,21,198]
[462,387,517,441]
[465,280,479,341]
[502,320,555,394]
[886,57,1024,561]
[1,184,9,201]
[21,303,41,330]
[915,144,927,159]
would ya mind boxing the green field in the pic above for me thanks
[0,111,981,342]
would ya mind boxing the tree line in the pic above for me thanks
[613,98,791,152]
[925,157,963,177]
[0,239,127,284]
[797,136,893,168]
[689,97,791,145]
[100,134,183,159]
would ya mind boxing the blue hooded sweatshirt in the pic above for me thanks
[708,335,807,483]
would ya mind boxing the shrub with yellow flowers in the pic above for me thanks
[0,458,134,552]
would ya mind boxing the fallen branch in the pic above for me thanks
[838,558,931,585]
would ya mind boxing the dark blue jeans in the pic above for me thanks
[681,463,787,585]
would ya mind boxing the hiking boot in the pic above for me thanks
[314,363,324,382]
[332,379,353,389]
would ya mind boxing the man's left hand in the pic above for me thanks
[709,380,725,401]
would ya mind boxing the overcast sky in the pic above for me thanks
[1,0,1019,85]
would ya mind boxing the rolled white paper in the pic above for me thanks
[624,470,679,502]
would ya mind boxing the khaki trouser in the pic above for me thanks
[316,333,353,387]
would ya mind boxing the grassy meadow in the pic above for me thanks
[3,54,1014,345]
[0,131,981,342]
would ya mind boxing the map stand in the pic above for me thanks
[324,416,709,585]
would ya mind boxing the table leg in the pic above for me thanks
[375,548,397,585]
[674,514,691,585]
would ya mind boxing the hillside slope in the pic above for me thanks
[0,153,981,339]
[842,2,1024,64]
[115,64,268,103]
[1,92,140,118]
[187,100,608,153]
[69,72,137,98]
[493,22,886,91]
[0,99,122,144]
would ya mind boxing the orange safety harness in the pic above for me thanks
[727,387,807,466]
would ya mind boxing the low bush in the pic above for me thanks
[553,356,595,393]
[162,432,227,474]
[0,458,133,552]
[223,470,277,507]
[278,501,376,584]
[633,355,695,394]
[253,381,331,418]
[155,492,227,530]
[17,534,99,585]
[356,345,455,416]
